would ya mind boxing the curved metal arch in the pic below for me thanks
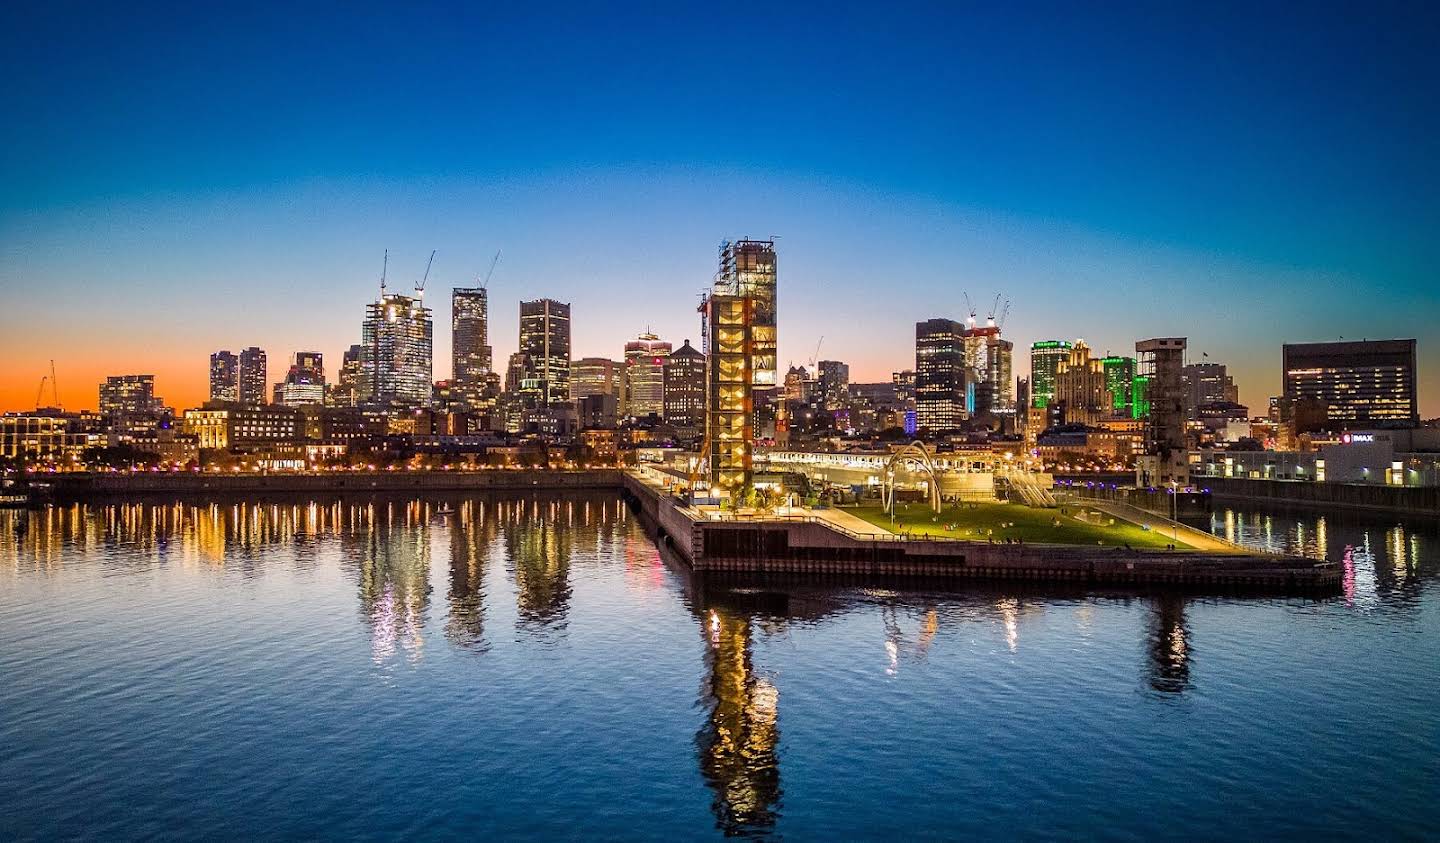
[882,441,942,514]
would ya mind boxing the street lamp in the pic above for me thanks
[1169,479,1178,543]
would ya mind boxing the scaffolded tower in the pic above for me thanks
[699,239,777,493]
[1135,337,1188,486]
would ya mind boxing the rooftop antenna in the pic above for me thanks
[380,249,389,295]
[479,250,501,289]
[416,249,436,296]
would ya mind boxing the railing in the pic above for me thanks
[1052,491,1294,557]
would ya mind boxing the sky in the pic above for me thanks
[2,2,1438,415]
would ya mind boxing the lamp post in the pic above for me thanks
[1169,479,1178,543]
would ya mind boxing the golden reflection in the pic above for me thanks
[697,606,781,836]
[1146,596,1191,694]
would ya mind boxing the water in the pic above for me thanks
[2,494,1436,839]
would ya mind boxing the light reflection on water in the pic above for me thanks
[1,494,1437,839]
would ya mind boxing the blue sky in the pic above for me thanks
[2,2,1437,412]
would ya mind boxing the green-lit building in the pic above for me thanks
[1101,355,1137,415]
[1029,340,1072,409]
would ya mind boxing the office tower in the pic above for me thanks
[1182,361,1239,418]
[985,337,1014,414]
[503,352,529,395]
[663,339,706,433]
[915,318,968,434]
[238,346,267,405]
[1016,377,1031,413]
[273,351,325,407]
[1101,356,1137,416]
[784,366,812,403]
[718,238,777,396]
[99,375,163,419]
[209,350,238,402]
[1029,340,1072,408]
[328,344,364,407]
[452,287,493,403]
[518,299,571,407]
[1136,337,1188,485]
[361,292,433,407]
[1283,339,1417,429]
[816,360,850,410]
[624,331,672,418]
[1053,340,1112,426]
[572,358,618,400]
[892,370,916,409]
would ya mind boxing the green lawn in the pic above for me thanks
[844,502,1187,549]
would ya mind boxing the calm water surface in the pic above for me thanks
[2,494,1436,839]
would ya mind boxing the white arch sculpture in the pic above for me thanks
[881,441,943,514]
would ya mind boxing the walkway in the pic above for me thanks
[1080,500,1247,554]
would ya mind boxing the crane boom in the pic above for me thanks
[35,375,47,410]
[481,250,501,288]
[50,359,61,408]
[417,249,436,294]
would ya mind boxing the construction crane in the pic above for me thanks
[479,250,501,288]
[806,336,825,372]
[49,359,61,409]
[963,292,977,328]
[996,300,1011,333]
[416,250,436,295]
[987,294,1002,327]
[379,249,389,294]
[35,375,48,410]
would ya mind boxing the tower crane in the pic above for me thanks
[416,250,436,295]
[963,292,977,328]
[806,336,825,372]
[35,375,48,410]
[479,250,501,288]
[987,294,1002,327]
[380,249,389,294]
[996,300,1011,333]
[49,359,61,409]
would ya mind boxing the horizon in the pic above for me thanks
[3,4,1437,415]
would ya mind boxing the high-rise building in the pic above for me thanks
[99,375,164,419]
[209,350,238,402]
[1283,339,1417,429]
[452,287,493,404]
[983,336,1014,415]
[361,292,433,407]
[1029,340,1072,409]
[783,365,812,403]
[1136,338,1188,485]
[663,339,706,434]
[892,370,916,409]
[273,351,326,407]
[1101,356,1137,416]
[1182,361,1239,418]
[1053,340,1112,426]
[915,318,968,434]
[571,358,618,400]
[624,331,671,418]
[328,344,364,407]
[518,299,570,407]
[238,346,267,405]
[701,292,751,491]
[816,360,850,410]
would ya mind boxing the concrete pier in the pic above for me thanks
[621,472,1340,593]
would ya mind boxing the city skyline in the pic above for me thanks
[2,5,1438,415]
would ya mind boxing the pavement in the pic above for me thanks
[1079,500,1242,553]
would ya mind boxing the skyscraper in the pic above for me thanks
[1029,340,1072,409]
[99,375,163,419]
[361,293,433,407]
[915,318,968,434]
[983,336,1014,415]
[452,286,492,404]
[238,346,267,405]
[817,360,850,410]
[572,358,620,401]
[1136,337,1188,485]
[1101,355,1137,416]
[1282,339,1418,429]
[518,299,571,407]
[1053,340,1111,426]
[209,350,238,402]
[328,344,364,407]
[1182,361,1239,418]
[663,339,706,434]
[273,351,326,407]
[624,331,672,418]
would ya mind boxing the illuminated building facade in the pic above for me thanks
[238,346,267,405]
[361,293,434,407]
[1053,340,1112,426]
[0,414,91,463]
[572,357,619,400]
[915,318,967,434]
[1029,340,1072,409]
[624,332,671,418]
[1182,361,1239,419]
[99,375,164,420]
[701,292,753,491]
[452,286,493,405]
[1136,337,1188,485]
[518,299,571,407]
[1283,339,1417,429]
[663,339,705,434]
[718,239,777,397]
[983,335,1014,415]
[817,360,849,410]
[1101,355,1137,416]
[273,351,325,407]
[209,351,238,402]
[328,344,364,407]
[183,404,302,450]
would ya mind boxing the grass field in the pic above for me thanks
[844,501,1187,549]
